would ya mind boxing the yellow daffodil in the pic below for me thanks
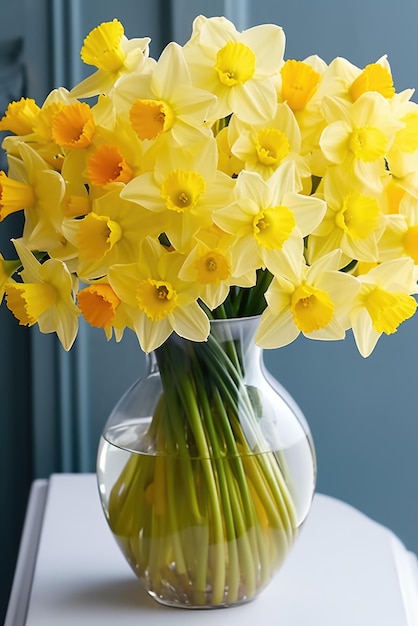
[256,250,360,348]
[183,15,285,124]
[0,97,41,135]
[307,168,386,265]
[319,92,403,192]
[108,238,210,352]
[63,188,159,280]
[121,137,234,252]
[70,19,152,99]
[228,103,310,181]
[2,143,66,252]
[350,258,417,357]
[179,229,256,309]
[4,239,79,350]
[213,163,326,277]
[113,41,216,147]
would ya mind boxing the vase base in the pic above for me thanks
[147,585,259,610]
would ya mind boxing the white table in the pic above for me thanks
[5,474,418,625]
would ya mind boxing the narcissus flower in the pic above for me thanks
[63,188,159,280]
[108,238,210,352]
[4,239,79,350]
[0,98,41,135]
[113,41,216,147]
[255,250,360,348]
[183,15,285,124]
[320,92,403,192]
[77,281,131,341]
[121,137,234,252]
[70,19,152,99]
[179,228,256,309]
[350,258,417,357]
[1,142,66,252]
[228,103,309,180]
[214,162,326,277]
[307,168,386,265]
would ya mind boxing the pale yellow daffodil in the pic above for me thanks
[4,239,79,350]
[108,238,210,352]
[1,143,66,252]
[183,15,285,124]
[179,227,256,310]
[63,187,159,280]
[306,168,386,265]
[121,137,234,252]
[213,162,326,277]
[255,250,360,349]
[70,19,153,99]
[113,41,216,148]
[350,257,417,357]
[228,102,310,181]
[319,92,403,192]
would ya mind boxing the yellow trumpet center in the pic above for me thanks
[215,41,256,87]
[136,279,177,320]
[253,206,296,250]
[280,60,321,111]
[291,284,334,333]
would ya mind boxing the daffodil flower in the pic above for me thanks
[255,250,360,348]
[1,143,65,252]
[183,15,285,124]
[306,167,387,265]
[350,258,417,357]
[229,103,310,180]
[1,87,75,170]
[0,97,41,135]
[77,281,131,341]
[179,228,256,310]
[63,187,160,280]
[108,238,210,352]
[213,162,326,277]
[319,92,403,192]
[4,239,79,350]
[113,41,216,147]
[121,137,234,252]
[70,19,152,99]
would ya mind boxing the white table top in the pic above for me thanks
[6,473,418,625]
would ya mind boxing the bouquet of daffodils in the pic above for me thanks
[2,16,418,608]
[0,15,417,357]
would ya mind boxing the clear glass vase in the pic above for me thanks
[97,316,316,609]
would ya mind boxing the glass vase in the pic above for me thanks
[96,315,316,609]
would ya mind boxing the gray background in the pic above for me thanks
[1,0,417,620]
